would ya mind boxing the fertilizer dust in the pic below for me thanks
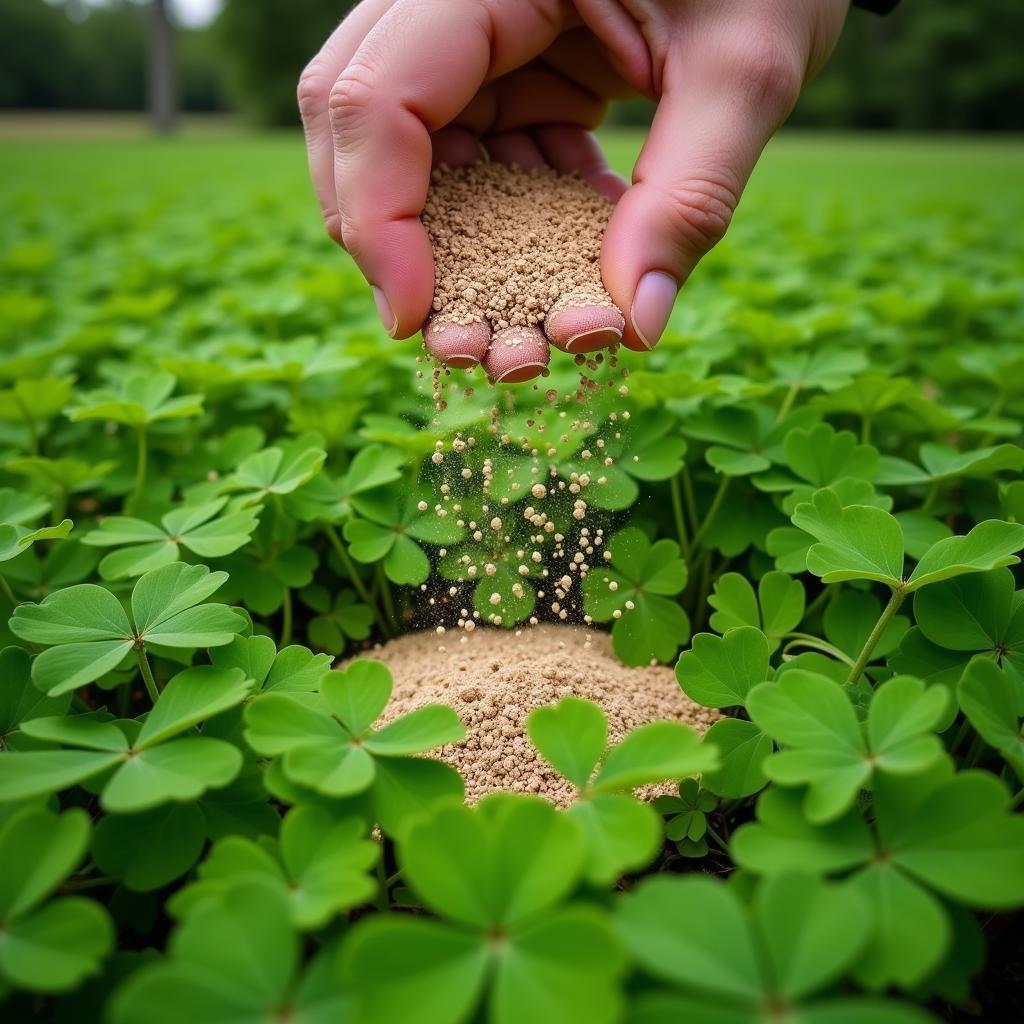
[369,624,718,806]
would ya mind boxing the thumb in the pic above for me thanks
[601,40,802,350]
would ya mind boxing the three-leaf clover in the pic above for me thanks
[210,634,332,694]
[222,435,327,501]
[170,805,378,929]
[0,807,113,994]
[652,779,719,858]
[583,526,689,666]
[9,562,247,696]
[300,585,374,655]
[110,880,350,1024]
[341,795,627,1024]
[526,697,718,883]
[243,659,465,836]
[617,871,931,1024]
[707,571,805,652]
[343,483,464,585]
[0,665,252,812]
[66,371,203,427]
[83,497,260,579]
[792,488,1024,590]
[897,568,1024,684]
[746,670,949,822]
[732,767,1024,989]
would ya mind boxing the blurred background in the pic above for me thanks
[1,0,1022,136]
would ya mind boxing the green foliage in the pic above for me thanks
[1,137,1023,1021]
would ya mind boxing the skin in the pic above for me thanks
[299,0,849,378]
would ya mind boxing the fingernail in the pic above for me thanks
[371,286,397,337]
[630,271,677,350]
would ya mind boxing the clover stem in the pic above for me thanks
[920,480,941,513]
[669,474,690,556]
[950,717,973,754]
[846,589,906,685]
[705,823,729,853]
[131,425,148,510]
[135,646,160,704]
[860,415,873,446]
[64,874,115,892]
[1011,786,1024,811]
[801,583,839,625]
[280,588,293,647]
[680,463,699,534]
[0,573,18,608]
[690,475,731,552]
[375,856,390,911]
[780,634,854,666]
[376,565,399,635]
[775,381,801,423]
[14,395,39,456]
[324,525,383,622]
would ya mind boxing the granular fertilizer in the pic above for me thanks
[366,624,718,806]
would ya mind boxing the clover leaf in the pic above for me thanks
[526,697,717,883]
[341,796,626,1024]
[243,659,465,836]
[675,627,771,708]
[583,526,689,666]
[171,805,377,929]
[769,346,868,396]
[683,404,816,476]
[756,421,880,492]
[908,568,1024,684]
[0,665,252,812]
[110,880,350,1024]
[733,768,1024,989]
[747,671,949,822]
[222,435,327,499]
[0,518,73,566]
[792,488,1024,592]
[66,371,203,427]
[0,806,113,993]
[652,779,718,858]
[0,646,70,751]
[284,443,405,523]
[9,562,247,696]
[618,872,930,1024]
[707,571,805,652]
[560,409,687,511]
[210,634,332,694]
[300,586,375,655]
[83,497,260,580]
[344,482,463,586]
[958,658,1024,780]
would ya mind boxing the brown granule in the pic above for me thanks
[362,624,718,807]
[422,164,617,333]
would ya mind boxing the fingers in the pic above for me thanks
[544,294,625,354]
[484,132,547,171]
[483,327,550,384]
[533,124,627,203]
[424,317,492,369]
[600,38,803,350]
[327,0,566,338]
[298,0,394,243]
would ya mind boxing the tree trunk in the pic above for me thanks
[148,0,176,135]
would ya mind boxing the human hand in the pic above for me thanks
[299,0,848,367]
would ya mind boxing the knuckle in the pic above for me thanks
[662,177,738,255]
[328,64,377,134]
[729,34,803,112]
[296,60,331,123]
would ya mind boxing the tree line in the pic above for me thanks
[1,0,1021,131]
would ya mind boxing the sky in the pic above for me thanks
[72,0,224,28]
